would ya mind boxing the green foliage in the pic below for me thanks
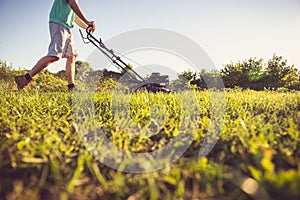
[171,69,223,90]
[96,78,118,92]
[75,60,93,81]
[0,59,300,199]
[221,57,266,89]
[220,55,299,90]
[0,60,19,91]
[0,89,299,199]
[265,54,299,88]
[173,55,300,91]
[29,70,68,92]
[0,60,14,82]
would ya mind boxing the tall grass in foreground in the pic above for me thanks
[0,90,299,199]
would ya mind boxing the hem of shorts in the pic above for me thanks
[62,53,79,58]
[47,53,78,58]
[47,53,62,58]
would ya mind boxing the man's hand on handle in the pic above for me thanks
[87,21,96,32]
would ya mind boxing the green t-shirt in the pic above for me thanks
[49,0,75,29]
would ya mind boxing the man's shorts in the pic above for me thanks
[47,22,78,58]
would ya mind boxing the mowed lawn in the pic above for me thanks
[0,90,299,200]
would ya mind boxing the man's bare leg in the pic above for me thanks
[29,56,60,77]
[66,56,76,87]
[15,55,60,90]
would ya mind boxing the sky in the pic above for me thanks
[0,0,300,75]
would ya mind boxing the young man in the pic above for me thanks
[15,0,96,91]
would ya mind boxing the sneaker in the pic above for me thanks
[68,83,76,92]
[15,75,32,90]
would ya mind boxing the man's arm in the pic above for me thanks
[75,15,87,29]
[68,0,95,31]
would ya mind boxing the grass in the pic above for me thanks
[0,89,299,200]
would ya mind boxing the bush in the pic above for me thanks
[0,60,68,92]
[28,70,68,92]
[0,60,15,82]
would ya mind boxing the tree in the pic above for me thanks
[172,55,300,91]
[172,69,224,90]
[55,70,66,79]
[265,54,299,88]
[221,58,265,88]
[75,61,93,81]
[201,69,224,89]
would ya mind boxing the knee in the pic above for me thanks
[69,56,77,61]
[50,56,60,62]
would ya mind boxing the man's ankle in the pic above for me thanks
[68,83,75,90]
[25,73,32,81]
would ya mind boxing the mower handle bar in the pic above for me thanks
[79,27,145,82]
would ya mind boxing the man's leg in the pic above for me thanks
[29,55,60,77]
[15,55,59,90]
[66,56,76,90]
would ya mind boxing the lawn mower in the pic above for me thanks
[79,28,171,93]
